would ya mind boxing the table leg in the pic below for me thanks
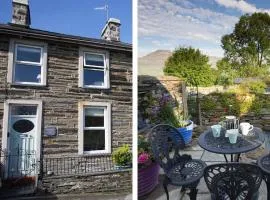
[231,154,233,162]
[223,154,228,162]
[236,154,241,162]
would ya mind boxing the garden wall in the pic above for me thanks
[187,85,236,96]
[138,75,187,130]
[199,92,270,132]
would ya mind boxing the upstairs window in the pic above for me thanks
[79,48,109,88]
[8,39,47,86]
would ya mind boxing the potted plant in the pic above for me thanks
[138,135,159,197]
[175,112,194,144]
[112,144,132,169]
[159,102,194,144]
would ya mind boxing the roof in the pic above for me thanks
[0,23,132,52]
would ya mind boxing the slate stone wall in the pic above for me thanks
[198,93,270,132]
[41,170,132,194]
[138,75,186,130]
[0,34,132,193]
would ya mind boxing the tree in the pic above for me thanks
[222,13,270,69]
[164,47,215,125]
[215,58,237,86]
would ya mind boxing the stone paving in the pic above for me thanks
[141,144,268,200]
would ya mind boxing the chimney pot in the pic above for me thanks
[11,0,31,27]
[101,18,121,42]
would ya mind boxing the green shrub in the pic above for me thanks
[138,135,151,154]
[201,96,217,112]
[158,103,189,127]
[250,100,263,115]
[237,65,269,78]
[243,80,266,94]
[112,144,132,166]
[263,76,270,85]
[218,93,239,115]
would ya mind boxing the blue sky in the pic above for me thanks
[0,0,132,43]
[138,0,270,57]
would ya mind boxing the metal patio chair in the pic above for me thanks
[149,124,206,200]
[257,153,270,200]
[204,163,263,200]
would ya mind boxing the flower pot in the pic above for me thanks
[115,163,132,170]
[177,120,194,144]
[138,162,159,197]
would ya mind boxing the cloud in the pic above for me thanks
[139,0,238,41]
[138,0,239,56]
[215,0,270,14]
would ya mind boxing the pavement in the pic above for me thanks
[140,143,268,200]
[9,193,132,200]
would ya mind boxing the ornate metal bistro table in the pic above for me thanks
[258,154,270,200]
[198,127,264,162]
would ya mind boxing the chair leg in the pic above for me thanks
[266,175,270,200]
[187,180,200,200]
[188,188,198,200]
[181,186,186,192]
[163,177,169,200]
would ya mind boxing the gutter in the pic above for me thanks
[0,26,132,52]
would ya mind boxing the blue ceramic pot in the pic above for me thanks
[177,120,194,144]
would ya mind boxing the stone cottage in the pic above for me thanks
[0,0,132,196]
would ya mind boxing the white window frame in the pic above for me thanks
[78,102,111,155]
[8,39,48,86]
[79,47,110,89]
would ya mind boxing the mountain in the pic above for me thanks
[138,50,172,77]
[138,50,222,77]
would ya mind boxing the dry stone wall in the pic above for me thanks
[138,75,187,130]
[199,93,270,132]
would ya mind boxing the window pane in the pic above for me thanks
[13,119,35,133]
[84,69,104,86]
[85,107,104,127]
[14,64,41,83]
[83,130,105,151]
[17,45,41,63]
[10,105,37,115]
[85,53,104,67]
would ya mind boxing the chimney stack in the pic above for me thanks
[11,0,31,27]
[101,18,121,42]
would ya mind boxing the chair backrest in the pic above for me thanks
[149,124,187,173]
[204,163,263,200]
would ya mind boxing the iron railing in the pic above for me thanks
[0,150,37,193]
[43,154,116,176]
[0,150,38,178]
[0,150,128,178]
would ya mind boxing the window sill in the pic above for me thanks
[10,83,48,89]
[78,152,111,156]
[80,86,110,90]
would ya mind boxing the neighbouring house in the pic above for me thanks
[0,0,132,197]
